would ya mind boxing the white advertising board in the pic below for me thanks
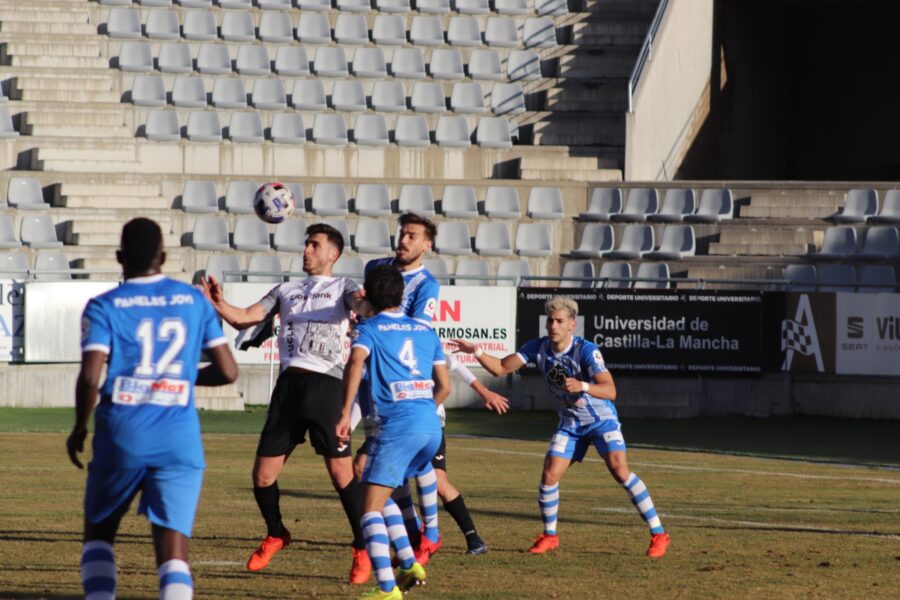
[223,282,281,365]
[835,292,900,376]
[431,286,517,367]
[0,279,24,362]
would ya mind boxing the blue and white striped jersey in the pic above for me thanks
[365,258,439,325]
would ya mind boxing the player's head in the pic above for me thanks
[544,296,578,345]
[117,218,165,277]
[365,264,405,312]
[395,212,437,269]
[303,223,344,275]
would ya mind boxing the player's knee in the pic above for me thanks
[541,470,560,486]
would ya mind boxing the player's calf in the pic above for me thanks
[81,540,116,600]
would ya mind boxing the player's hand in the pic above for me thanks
[198,275,223,305]
[480,389,510,415]
[563,378,586,394]
[66,427,88,469]
[336,415,351,444]
[449,339,477,354]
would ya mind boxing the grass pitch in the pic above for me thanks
[0,409,898,599]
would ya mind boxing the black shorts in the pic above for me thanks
[256,371,351,459]
[356,429,447,471]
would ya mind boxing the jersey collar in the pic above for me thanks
[381,310,405,318]
[551,337,575,357]
[126,274,166,284]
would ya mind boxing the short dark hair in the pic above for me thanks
[120,218,163,272]
[306,223,344,256]
[398,212,437,242]
[365,264,405,312]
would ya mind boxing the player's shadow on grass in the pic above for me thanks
[1,593,85,600]
[677,522,895,539]
[469,507,601,528]
[0,529,83,544]
[275,489,341,501]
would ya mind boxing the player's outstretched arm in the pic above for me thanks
[449,339,525,377]
[198,275,267,329]
[337,347,367,443]
[563,371,617,401]
[446,354,509,414]
[196,344,239,387]
[67,350,106,469]
[432,363,451,406]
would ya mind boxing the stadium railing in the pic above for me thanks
[627,0,671,113]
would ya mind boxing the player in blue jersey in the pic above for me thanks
[337,264,450,600]
[66,218,238,600]
[453,296,671,558]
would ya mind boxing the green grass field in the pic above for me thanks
[1,409,898,599]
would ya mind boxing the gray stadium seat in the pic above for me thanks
[353,48,388,78]
[179,0,211,6]
[580,187,622,221]
[685,188,734,223]
[332,80,367,112]
[146,110,181,141]
[181,180,218,213]
[131,75,166,107]
[477,117,512,148]
[172,76,207,107]
[354,114,390,146]
[784,264,817,292]
[7,178,48,210]
[182,10,217,41]
[816,226,857,259]
[319,219,350,248]
[527,187,564,219]
[410,16,444,46]
[219,0,251,8]
[497,259,530,286]
[337,0,371,11]
[424,258,450,284]
[377,0,411,12]
[430,49,465,79]
[205,255,241,283]
[435,222,472,255]
[0,107,19,138]
[857,265,896,293]
[484,186,520,218]
[259,12,293,43]
[354,220,393,254]
[252,79,287,109]
[228,112,264,143]
[870,189,900,224]
[297,13,331,44]
[275,46,310,76]
[355,184,392,217]
[197,44,231,74]
[494,0,528,15]
[371,80,406,112]
[475,222,512,256]
[19,215,61,249]
[221,11,256,42]
[212,78,247,108]
[102,0,133,4]
[273,219,307,252]
[441,185,478,218]
[395,115,430,147]
[315,47,350,78]
[233,217,271,251]
[857,226,899,258]
[649,188,696,222]
[391,48,426,79]
[606,224,654,259]
[312,184,349,216]
[225,181,259,214]
[0,252,29,278]
[468,49,502,80]
[107,8,142,39]
[451,82,485,114]
[118,41,153,72]
[33,252,71,280]
[834,188,877,224]
[236,45,271,76]
[455,258,491,286]
[817,264,856,292]
[516,223,552,257]
[612,188,658,222]
[247,255,283,283]
[313,114,349,145]
[298,0,331,10]
[291,79,326,111]
[416,0,451,13]
[484,17,517,48]
[411,82,447,113]
[145,9,179,40]
[448,16,482,47]
[491,83,525,115]
[598,261,631,289]
[335,14,369,45]
[373,15,406,45]
[634,262,671,289]
[647,225,696,259]
[535,0,568,15]
[157,42,192,73]
[436,116,470,148]
[399,185,436,215]
[0,214,19,248]
[508,50,542,81]
[257,0,290,8]
[523,17,557,48]
[560,261,594,288]
[456,0,489,14]
[333,255,365,283]
[570,224,614,258]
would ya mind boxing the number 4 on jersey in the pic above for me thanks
[398,338,420,376]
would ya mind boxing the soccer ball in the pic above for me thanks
[253,183,295,224]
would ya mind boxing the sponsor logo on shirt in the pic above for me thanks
[424,297,437,318]
[390,379,434,401]
[112,376,190,407]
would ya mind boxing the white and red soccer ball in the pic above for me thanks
[253,182,296,224]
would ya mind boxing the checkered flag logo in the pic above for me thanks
[781,318,815,355]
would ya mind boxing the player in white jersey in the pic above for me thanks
[453,296,671,558]
[199,223,375,583]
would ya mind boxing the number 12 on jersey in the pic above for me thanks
[134,318,186,377]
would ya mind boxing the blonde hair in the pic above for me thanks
[544,296,578,319]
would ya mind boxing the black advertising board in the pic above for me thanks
[516,288,766,374]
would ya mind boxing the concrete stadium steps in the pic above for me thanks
[740,192,844,219]
[709,224,819,257]
[0,20,96,36]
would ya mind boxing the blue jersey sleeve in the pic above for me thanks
[351,321,375,355]
[580,341,608,377]
[408,277,439,324]
[200,296,227,349]
[81,298,112,354]
[516,337,543,365]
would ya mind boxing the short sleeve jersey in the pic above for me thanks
[352,311,445,431]
[516,335,618,430]
[365,258,439,325]
[257,275,359,378]
[80,275,227,469]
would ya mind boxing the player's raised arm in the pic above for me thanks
[337,346,367,442]
[67,350,106,469]
[446,354,509,414]
[450,339,526,377]
[198,274,269,329]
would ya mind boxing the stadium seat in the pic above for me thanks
[102,0,134,4]
[333,255,365,282]
[477,117,512,148]
[475,222,512,256]
[172,76,207,107]
[0,252,29,278]
[491,83,525,115]
[455,259,491,286]
[313,114,349,145]
[494,0,528,15]
[685,188,734,223]
[0,214,19,248]
[205,255,242,283]
[484,186,520,218]
[411,82,447,113]
[834,188,877,224]
[181,180,218,213]
[225,181,259,214]
[219,0,251,8]
[332,80,367,112]
[353,48,388,78]
[355,184,392,217]
[0,106,17,138]
[145,9,179,40]
[783,264,817,292]
[395,115,431,147]
[468,49,503,80]
[497,259,530,286]
[273,219,307,252]
[410,16,445,46]
[598,261,632,289]
[580,187,622,221]
[817,264,856,292]
[435,222,472,255]
[377,0,411,12]
[247,255,283,283]
[291,79,327,111]
[373,15,407,45]
[184,112,220,142]
[312,183,350,216]
[354,114,390,146]
[221,11,256,42]
[233,217,271,252]
[236,45,271,76]
[507,50,542,81]
[484,17,517,48]
[606,224,655,259]
[441,185,478,218]
[275,46,310,76]
[451,82,485,114]
[523,17,557,48]
[131,75,166,107]
[634,262,671,289]
[424,257,450,283]
[391,48,427,79]
[870,189,900,224]
[252,79,287,109]
[259,12,293,43]
[448,17,482,47]
[338,0,371,11]
[816,226,858,259]
[857,226,899,258]
[527,187,564,219]
[436,116,470,148]
[399,185,436,215]
[192,216,230,251]
[145,109,181,141]
[196,45,231,75]
[647,225,696,259]
[570,224,614,258]
[118,41,153,72]
[560,261,594,288]
[298,0,331,10]
[335,14,369,45]
[536,0,567,14]
[371,80,407,112]
[456,0,489,14]
[182,10,217,41]
[516,223,552,257]
[650,188,696,222]
[271,113,306,144]
[354,220,393,254]
[314,47,350,77]
[319,219,351,248]
[180,0,211,6]
[32,252,71,280]
[157,42,192,73]
[107,8,142,39]
[612,188,658,222]
[7,178,48,210]
[416,0,451,13]
[430,49,465,79]
[228,112,264,143]
[857,265,896,293]
[212,78,247,108]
